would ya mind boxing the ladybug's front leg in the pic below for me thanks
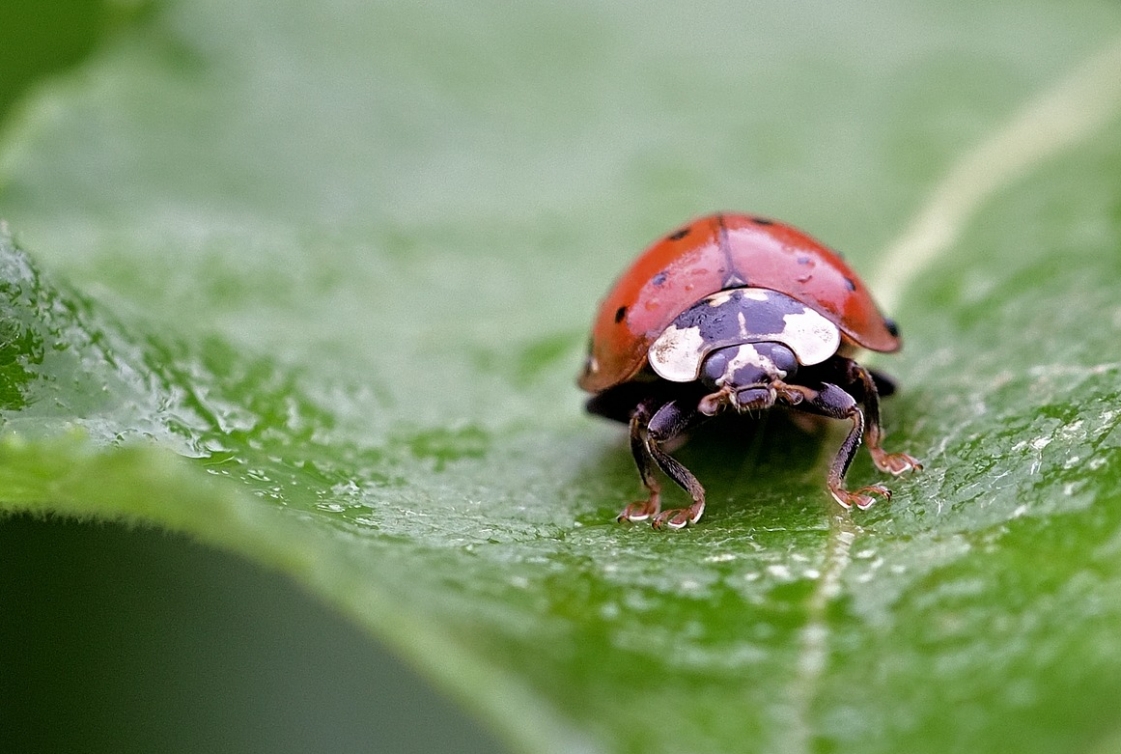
[779,382,891,510]
[619,399,707,529]
[617,400,664,523]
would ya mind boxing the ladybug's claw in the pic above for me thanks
[830,484,891,511]
[870,449,922,476]
[617,496,660,523]
[651,501,705,531]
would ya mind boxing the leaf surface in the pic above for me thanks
[3,2,1121,751]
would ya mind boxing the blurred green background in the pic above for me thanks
[0,516,504,754]
[0,4,503,752]
[0,0,99,117]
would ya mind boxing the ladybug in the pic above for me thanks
[579,212,921,529]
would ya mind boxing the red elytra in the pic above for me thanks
[579,213,899,394]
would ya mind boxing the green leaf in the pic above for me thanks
[3,1,1121,752]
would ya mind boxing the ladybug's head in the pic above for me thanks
[697,342,798,415]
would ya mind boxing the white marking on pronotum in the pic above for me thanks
[648,324,707,382]
[872,35,1121,312]
[779,309,841,365]
[706,290,736,306]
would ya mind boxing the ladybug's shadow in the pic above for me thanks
[586,409,836,521]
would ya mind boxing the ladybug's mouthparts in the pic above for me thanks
[732,386,775,412]
[697,384,777,416]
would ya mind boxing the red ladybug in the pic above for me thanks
[579,213,921,529]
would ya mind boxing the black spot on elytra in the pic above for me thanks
[667,227,690,241]
[652,271,668,286]
[751,217,774,226]
[844,277,857,292]
[883,318,900,337]
[614,305,627,323]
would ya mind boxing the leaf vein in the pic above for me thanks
[871,34,1121,313]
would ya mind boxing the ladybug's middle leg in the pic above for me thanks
[836,358,922,476]
[619,398,706,529]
